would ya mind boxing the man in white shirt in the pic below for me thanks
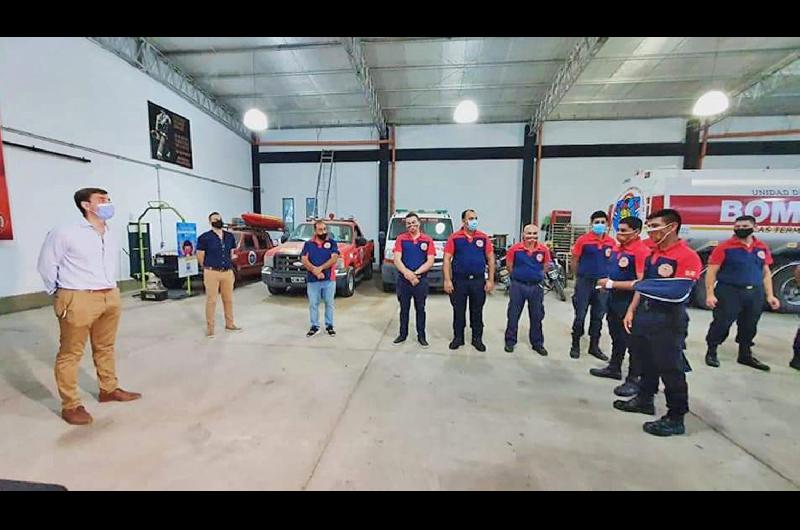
[37,187,141,426]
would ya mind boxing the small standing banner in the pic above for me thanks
[176,222,198,279]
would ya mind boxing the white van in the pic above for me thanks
[381,209,454,291]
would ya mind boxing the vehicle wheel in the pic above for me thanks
[382,281,395,293]
[693,270,709,310]
[338,268,356,297]
[363,263,374,280]
[267,286,282,295]
[773,264,800,314]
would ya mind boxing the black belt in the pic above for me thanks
[454,273,484,281]
[205,267,231,272]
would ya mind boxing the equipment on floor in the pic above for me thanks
[132,201,195,301]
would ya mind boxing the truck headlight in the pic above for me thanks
[384,247,394,261]
[336,258,345,271]
[264,255,274,268]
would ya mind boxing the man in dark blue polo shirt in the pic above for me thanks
[615,209,702,437]
[704,215,781,371]
[570,211,615,360]
[503,224,551,355]
[590,216,651,397]
[301,220,340,337]
[197,212,241,337]
[393,212,436,347]
[444,209,495,352]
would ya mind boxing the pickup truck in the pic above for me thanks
[152,224,274,289]
[262,218,375,297]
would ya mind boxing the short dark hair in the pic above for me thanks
[314,220,327,229]
[74,187,108,217]
[735,215,757,224]
[182,240,193,248]
[461,209,476,220]
[405,212,420,221]
[619,216,643,231]
[590,210,608,222]
[650,208,682,231]
[208,211,221,220]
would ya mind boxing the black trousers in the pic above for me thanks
[607,300,641,382]
[450,277,487,341]
[504,281,545,348]
[397,276,428,339]
[705,283,764,350]
[572,276,608,339]
[630,303,689,418]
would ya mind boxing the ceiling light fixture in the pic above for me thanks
[453,100,478,124]
[243,108,269,131]
[692,90,729,117]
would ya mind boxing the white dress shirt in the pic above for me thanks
[37,218,119,294]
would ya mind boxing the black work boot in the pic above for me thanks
[471,337,487,352]
[643,415,686,437]
[791,352,800,371]
[589,363,623,380]
[705,345,720,368]
[613,379,640,397]
[613,394,655,415]
[588,337,609,361]
[569,334,581,359]
[737,346,770,371]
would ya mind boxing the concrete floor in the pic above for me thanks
[1,278,798,490]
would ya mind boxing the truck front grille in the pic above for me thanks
[275,254,304,273]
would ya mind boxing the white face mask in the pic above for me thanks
[647,223,675,244]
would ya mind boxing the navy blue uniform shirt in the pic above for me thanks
[197,230,236,269]
[302,237,339,283]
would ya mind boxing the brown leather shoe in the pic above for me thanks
[62,406,93,425]
[206,328,215,337]
[98,388,142,403]
[225,325,242,331]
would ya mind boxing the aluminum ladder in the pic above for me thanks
[314,150,335,218]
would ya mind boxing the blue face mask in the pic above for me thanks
[467,219,478,231]
[94,203,115,221]
[591,223,606,235]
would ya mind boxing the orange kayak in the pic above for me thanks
[241,212,285,230]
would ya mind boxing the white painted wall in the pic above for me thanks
[702,115,800,170]
[260,162,379,243]
[0,37,252,298]
[538,119,686,225]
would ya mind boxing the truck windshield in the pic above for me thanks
[388,217,453,241]
[288,223,353,243]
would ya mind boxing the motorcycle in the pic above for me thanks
[494,247,567,302]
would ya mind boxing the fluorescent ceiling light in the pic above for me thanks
[453,100,479,123]
[243,108,269,131]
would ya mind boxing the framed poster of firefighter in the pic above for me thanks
[148,101,193,169]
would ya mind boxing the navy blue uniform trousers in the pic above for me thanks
[572,276,608,339]
[450,277,486,341]
[396,276,428,339]
[706,283,764,349]
[504,280,545,348]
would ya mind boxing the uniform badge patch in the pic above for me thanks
[757,250,766,260]
[605,248,612,258]
[420,242,428,251]
[618,256,629,268]
[323,241,331,249]
[536,253,544,262]
[657,263,674,278]
[476,239,484,248]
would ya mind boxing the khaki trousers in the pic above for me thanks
[203,269,235,331]
[53,288,121,410]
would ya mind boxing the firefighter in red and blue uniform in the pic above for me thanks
[570,210,615,360]
[443,209,495,352]
[392,212,436,347]
[704,215,781,371]
[589,216,651,397]
[614,209,702,437]
[503,224,551,355]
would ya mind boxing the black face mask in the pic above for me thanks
[211,220,223,229]
[734,228,754,239]
[317,232,328,239]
